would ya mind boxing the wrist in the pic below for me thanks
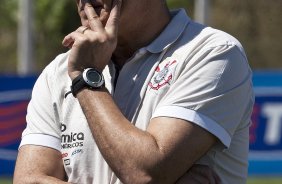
[76,85,108,98]
[69,66,104,81]
[69,71,83,81]
[70,68,105,97]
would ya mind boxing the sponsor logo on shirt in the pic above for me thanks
[149,60,177,90]
[61,123,84,149]
[71,149,83,157]
[64,158,70,166]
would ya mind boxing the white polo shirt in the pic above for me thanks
[20,9,254,184]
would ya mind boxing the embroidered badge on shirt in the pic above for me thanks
[149,60,177,90]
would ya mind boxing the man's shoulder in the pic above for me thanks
[44,51,69,76]
[166,9,244,54]
[169,21,247,66]
[187,21,244,51]
[35,51,70,98]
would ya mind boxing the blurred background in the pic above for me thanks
[0,0,281,183]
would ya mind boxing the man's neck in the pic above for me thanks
[113,3,171,68]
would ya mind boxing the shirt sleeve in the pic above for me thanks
[152,44,254,148]
[20,62,61,151]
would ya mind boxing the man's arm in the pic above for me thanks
[76,87,217,184]
[62,1,218,183]
[14,145,69,184]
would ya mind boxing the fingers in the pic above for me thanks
[63,0,121,50]
[84,1,104,32]
[62,34,74,48]
[62,26,90,48]
[105,0,122,36]
[83,0,122,37]
[76,26,89,34]
[62,31,85,48]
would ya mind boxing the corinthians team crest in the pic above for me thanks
[149,60,177,90]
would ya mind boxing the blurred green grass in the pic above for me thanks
[247,177,282,184]
[0,178,12,184]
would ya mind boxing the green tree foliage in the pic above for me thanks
[0,0,18,73]
[0,0,80,74]
[34,0,80,71]
[167,0,193,11]
[0,0,281,74]
[211,0,282,69]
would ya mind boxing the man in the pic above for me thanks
[14,0,254,183]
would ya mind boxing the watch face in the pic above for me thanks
[87,70,101,82]
[83,68,104,88]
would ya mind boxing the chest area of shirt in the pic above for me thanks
[112,56,179,120]
[59,99,92,156]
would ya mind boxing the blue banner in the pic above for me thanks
[250,96,282,151]
[0,75,37,176]
[0,72,282,176]
[249,71,282,175]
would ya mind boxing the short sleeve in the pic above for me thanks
[152,44,254,148]
[20,64,61,151]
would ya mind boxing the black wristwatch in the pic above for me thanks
[71,68,105,97]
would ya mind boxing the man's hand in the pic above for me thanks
[176,165,221,184]
[62,0,122,80]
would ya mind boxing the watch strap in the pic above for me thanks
[71,74,86,97]
[70,68,105,97]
